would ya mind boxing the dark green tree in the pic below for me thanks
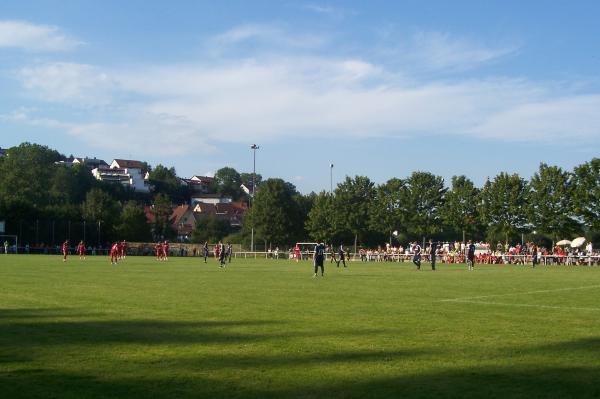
[306,192,342,243]
[81,188,121,243]
[148,164,187,203]
[191,215,232,243]
[212,167,243,200]
[151,193,174,240]
[441,175,480,242]
[333,175,375,252]
[240,172,262,192]
[116,201,152,241]
[0,142,61,207]
[528,163,580,242]
[245,178,303,246]
[572,158,600,233]
[402,171,447,240]
[479,173,529,243]
[369,178,408,244]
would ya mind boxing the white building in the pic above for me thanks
[190,194,232,206]
[91,159,149,192]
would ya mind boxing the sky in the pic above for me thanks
[0,0,599,193]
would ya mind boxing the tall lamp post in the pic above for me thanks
[250,144,260,252]
[330,163,334,194]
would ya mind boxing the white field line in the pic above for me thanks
[440,284,600,302]
[444,299,600,312]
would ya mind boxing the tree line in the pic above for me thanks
[1,142,599,249]
[0,143,260,246]
[247,163,600,250]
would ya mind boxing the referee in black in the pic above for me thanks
[313,242,325,277]
[429,239,437,271]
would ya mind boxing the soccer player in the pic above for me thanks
[62,240,69,262]
[218,241,226,267]
[155,241,163,261]
[337,244,347,268]
[116,241,123,260]
[110,242,119,265]
[77,240,86,260]
[429,240,437,271]
[121,240,127,259]
[313,242,325,277]
[226,243,233,263]
[412,242,422,270]
[531,243,538,268]
[467,240,476,271]
[203,241,209,263]
[294,244,301,262]
[163,240,170,261]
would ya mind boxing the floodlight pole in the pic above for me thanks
[330,163,334,194]
[250,144,260,252]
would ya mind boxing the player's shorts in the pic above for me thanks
[314,256,324,267]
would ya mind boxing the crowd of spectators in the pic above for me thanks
[355,241,598,266]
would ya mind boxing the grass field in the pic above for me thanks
[1,255,600,398]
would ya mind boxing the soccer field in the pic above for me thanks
[1,255,599,398]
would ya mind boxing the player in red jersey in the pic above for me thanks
[155,241,163,260]
[62,240,69,262]
[110,242,119,264]
[120,240,127,259]
[294,244,300,262]
[162,240,169,261]
[116,241,123,260]
[77,240,85,260]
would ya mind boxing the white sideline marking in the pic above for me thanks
[440,284,600,302]
[444,299,600,312]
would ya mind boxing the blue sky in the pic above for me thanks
[1,1,599,193]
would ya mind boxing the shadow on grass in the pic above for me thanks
[2,308,599,398]
[0,308,281,348]
[1,364,600,399]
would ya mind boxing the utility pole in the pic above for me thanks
[250,144,260,252]
[330,163,334,194]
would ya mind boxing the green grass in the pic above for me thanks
[1,254,600,398]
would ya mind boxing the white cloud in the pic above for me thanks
[18,62,116,105]
[302,4,355,18]
[207,24,329,53]
[470,95,600,140]
[0,20,81,52]
[409,31,517,71]
[8,26,600,156]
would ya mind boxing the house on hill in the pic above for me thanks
[190,194,232,206]
[182,175,214,194]
[73,157,109,169]
[144,204,198,241]
[92,158,149,192]
[193,201,248,228]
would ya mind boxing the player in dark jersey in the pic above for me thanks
[329,244,338,264]
[313,242,325,277]
[218,241,226,267]
[413,242,422,270]
[226,243,233,263]
[337,244,347,268]
[429,240,437,271]
[467,240,476,271]
[202,242,209,263]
